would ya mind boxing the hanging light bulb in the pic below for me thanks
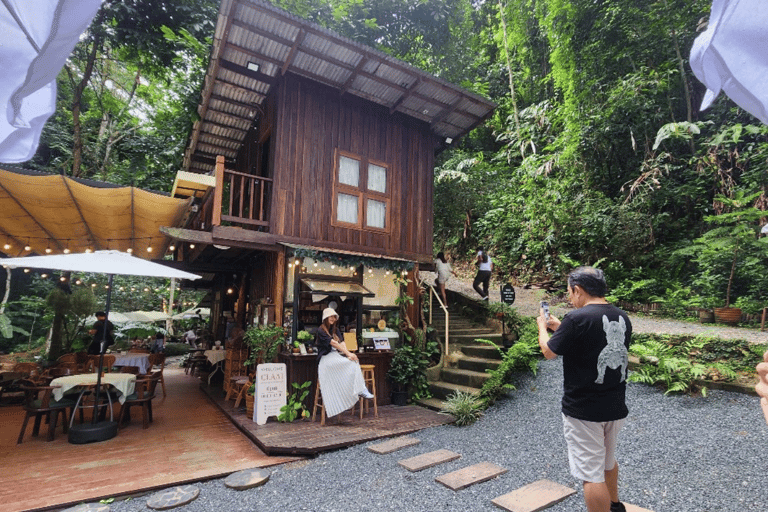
[146,245,153,253]
[169,244,176,251]
[24,268,30,273]
[91,283,97,288]
[189,243,195,249]
[3,243,11,250]
[75,279,82,285]
[59,276,66,282]
[63,247,70,254]
[24,243,31,251]
[85,247,92,253]
[127,247,133,253]
[45,247,52,254]
[41,273,48,278]
[294,259,300,265]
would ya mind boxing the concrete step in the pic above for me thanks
[461,344,504,360]
[441,368,492,388]
[449,333,503,346]
[415,397,446,412]
[457,356,501,373]
[428,380,482,400]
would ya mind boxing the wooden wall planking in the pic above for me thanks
[265,73,434,262]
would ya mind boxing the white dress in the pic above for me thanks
[317,351,367,417]
[435,259,452,284]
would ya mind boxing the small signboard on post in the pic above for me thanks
[501,283,516,305]
[255,363,286,425]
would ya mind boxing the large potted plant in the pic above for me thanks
[682,192,766,326]
[387,344,429,405]
[244,324,285,369]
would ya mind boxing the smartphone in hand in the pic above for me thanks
[540,301,550,321]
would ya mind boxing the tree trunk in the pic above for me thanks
[725,249,738,308]
[497,0,520,141]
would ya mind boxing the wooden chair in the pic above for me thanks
[351,365,378,419]
[12,363,44,383]
[17,381,76,443]
[46,366,76,378]
[56,353,77,365]
[98,355,116,374]
[148,353,166,397]
[311,382,326,426]
[117,374,159,429]
[119,366,140,374]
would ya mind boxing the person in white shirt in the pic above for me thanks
[434,251,456,306]
[473,247,493,300]
[184,329,198,348]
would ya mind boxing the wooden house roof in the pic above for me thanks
[183,0,496,175]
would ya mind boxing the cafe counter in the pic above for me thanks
[277,350,394,406]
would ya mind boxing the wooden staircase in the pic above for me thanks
[418,294,504,411]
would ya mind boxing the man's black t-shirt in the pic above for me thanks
[547,303,631,422]
[87,319,115,355]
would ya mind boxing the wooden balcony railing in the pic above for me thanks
[210,155,272,230]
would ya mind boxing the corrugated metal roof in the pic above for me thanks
[183,0,496,174]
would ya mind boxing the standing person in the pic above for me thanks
[151,332,166,353]
[184,328,198,349]
[315,308,374,418]
[434,251,455,306]
[472,246,493,300]
[87,311,115,355]
[536,267,631,512]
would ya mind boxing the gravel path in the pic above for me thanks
[107,358,768,512]
[102,275,767,512]
[425,272,768,345]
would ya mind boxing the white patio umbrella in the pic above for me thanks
[1,250,200,443]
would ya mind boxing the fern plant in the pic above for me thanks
[629,339,709,395]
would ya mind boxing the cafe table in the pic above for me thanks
[50,373,136,426]
[112,352,151,374]
[204,349,227,385]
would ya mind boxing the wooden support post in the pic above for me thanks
[761,307,766,332]
[212,155,225,227]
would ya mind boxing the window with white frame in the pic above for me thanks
[332,150,390,231]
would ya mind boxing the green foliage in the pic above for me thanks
[477,318,539,406]
[162,342,191,357]
[296,330,314,342]
[387,343,433,400]
[45,287,98,353]
[244,324,285,367]
[440,391,484,426]
[278,381,312,422]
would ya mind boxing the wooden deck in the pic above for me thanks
[202,384,455,456]
[0,368,298,512]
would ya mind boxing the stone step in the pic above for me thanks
[398,449,461,472]
[428,380,481,400]
[450,333,503,345]
[457,356,501,373]
[414,397,446,412]
[367,436,421,454]
[440,367,492,388]
[436,462,508,491]
[491,479,576,512]
[461,345,504,360]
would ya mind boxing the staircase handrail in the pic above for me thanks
[426,283,450,357]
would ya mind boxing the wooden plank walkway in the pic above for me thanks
[0,368,297,512]
[202,384,455,456]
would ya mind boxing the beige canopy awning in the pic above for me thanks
[0,166,192,258]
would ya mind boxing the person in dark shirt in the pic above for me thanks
[537,267,631,512]
[87,311,115,355]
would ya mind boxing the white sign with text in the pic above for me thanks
[255,363,286,425]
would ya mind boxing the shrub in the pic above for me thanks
[440,391,484,426]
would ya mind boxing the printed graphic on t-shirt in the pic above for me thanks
[595,315,628,384]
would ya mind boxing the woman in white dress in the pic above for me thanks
[315,308,374,417]
[434,251,455,306]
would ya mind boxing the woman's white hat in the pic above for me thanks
[322,307,338,322]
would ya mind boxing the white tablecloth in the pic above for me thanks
[113,353,151,374]
[51,373,136,404]
[205,349,227,365]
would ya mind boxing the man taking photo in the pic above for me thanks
[537,266,631,512]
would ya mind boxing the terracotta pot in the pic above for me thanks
[714,307,742,326]
[245,393,254,417]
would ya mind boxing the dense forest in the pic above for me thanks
[16,0,768,318]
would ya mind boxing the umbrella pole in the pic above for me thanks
[69,274,118,443]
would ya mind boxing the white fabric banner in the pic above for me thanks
[690,0,768,124]
[0,0,102,162]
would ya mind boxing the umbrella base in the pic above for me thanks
[68,421,118,444]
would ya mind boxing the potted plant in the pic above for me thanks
[387,344,429,405]
[486,302,523,347]
[685,192,765,326]
[244,324,285,370]
[245,383,255,417]
[277,381,311,422]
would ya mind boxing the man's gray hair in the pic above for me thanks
[567,266,607,297]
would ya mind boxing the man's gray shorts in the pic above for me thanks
[562,414,625,483]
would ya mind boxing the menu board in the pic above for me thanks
[255,363,286,425]
[500,283,516,305]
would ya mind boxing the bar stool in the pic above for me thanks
[311,382,326,426]
[352,365,378,419]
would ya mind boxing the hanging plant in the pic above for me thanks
[291,248,414,273]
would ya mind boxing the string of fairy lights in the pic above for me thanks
[0,236,191,255]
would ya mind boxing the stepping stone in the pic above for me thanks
[625,504,654,512]
[224,467,271,490]
[368,435,421,454]
[492,479,576,512]
[147,485,200,510]
[436,462,508,491]
[399,449,461,472]
[61,505,110,512]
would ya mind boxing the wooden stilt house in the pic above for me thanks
[164,0,495,343]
